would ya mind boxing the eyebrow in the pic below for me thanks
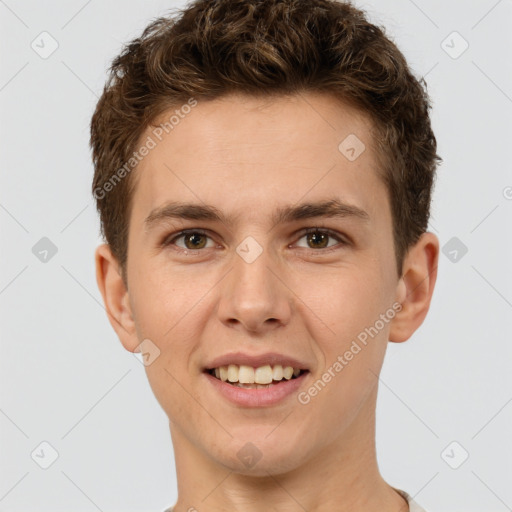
[144,198,370,231]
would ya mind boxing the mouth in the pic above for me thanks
[205,364,309,389]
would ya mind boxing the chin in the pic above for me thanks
[208,433,311,477]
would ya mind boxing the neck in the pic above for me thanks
[168,386,409,512]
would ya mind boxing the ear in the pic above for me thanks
[388,232,439,343]
[95,243,139,352]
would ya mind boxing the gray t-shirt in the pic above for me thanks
[163,488,428,512]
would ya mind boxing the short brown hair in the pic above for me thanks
[90,0,441,283]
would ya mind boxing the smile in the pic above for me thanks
[207,364,306,388]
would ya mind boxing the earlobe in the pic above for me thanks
[95,244,139,352]
[388,232,439,343]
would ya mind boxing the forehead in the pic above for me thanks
[149,92,375,162]
[131,91,386,227]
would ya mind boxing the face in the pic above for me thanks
[97,92,436,476]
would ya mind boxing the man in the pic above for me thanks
[91,1,440,510]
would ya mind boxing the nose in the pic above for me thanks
[217,243,292,334]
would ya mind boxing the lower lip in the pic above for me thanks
[204,371,309,407]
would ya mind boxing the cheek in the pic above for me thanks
[128,267,209,412]
[300,264,387,340]
[130,259,208,336]
[297,264,393,406]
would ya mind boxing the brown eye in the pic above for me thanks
[295,228,346,251]
[163,229,215,251]
[182,232,207,249]
[306,231,329,249]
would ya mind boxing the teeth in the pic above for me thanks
[232,382,272,388]
[254,365,273,384]
[227,364,238,383]
[272,365,283,380]
[211,364,303,384]
[283,366,293,380]
[238,365,255,384]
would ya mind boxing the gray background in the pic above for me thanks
[1,0,511,511]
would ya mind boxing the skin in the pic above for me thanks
[95,91,439,512]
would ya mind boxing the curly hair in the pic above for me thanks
[90,0,441,283]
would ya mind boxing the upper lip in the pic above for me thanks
[205,351,309,371]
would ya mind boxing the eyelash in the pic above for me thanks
[161,227,349,255]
